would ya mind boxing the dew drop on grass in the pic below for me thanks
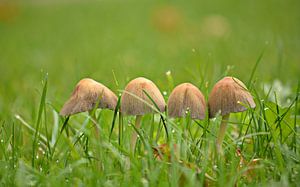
[163,91,167,96]
[166,70,171,76]
[213,165,218,170]
[36,155,39,159]
[40,167,43,172]
[172,130,175,133]
[205,81,209,88]
[141,178,149,186]
[0,139,3,143]
[14,164,16,168]
[56,159,59,163]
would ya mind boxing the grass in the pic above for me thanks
[0,0,300,186]
[1,70,299,186]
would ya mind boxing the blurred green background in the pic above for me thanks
[0,0,299,120]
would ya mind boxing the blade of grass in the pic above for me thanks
[274,92,282,143]
[50,110,59,147]
[194,120,215,138]
[109,95,121,140]
[32,75,48,167]
[0,122,8,160]
[50,116,69,159]
[130,121,147,154]
[150,114,155,143]
[14,115,48,146]
[119,112,123,146]
[143,90,169,140]
[293,81,299,152]
[11,122,15,168]
[60,116,70,134]
[44,102,51,156]
[247,48,265,89]
[155,118,163,143]
[112,69,119,87]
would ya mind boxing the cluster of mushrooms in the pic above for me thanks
[60,76,255,153]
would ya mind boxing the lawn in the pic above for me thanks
[0,0,299,186]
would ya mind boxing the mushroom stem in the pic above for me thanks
[131,115,142,153]
[216,114,230,154]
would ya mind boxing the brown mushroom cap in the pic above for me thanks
[168,83,206,120]
[121,77,166,116]
[208,76,256,118]
[60,78,118,116]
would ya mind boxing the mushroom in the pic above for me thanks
[208,76,256,153]
[121,77,166,152]
[60,78,117,116]
[167,83,206,157]
[167,83,206,120]
[60,78,118,136]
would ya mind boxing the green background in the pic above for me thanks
[0,0,299,119]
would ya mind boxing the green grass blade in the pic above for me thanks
[32,75,48,167]
[143,90,169,140]
[109,95,121,140]
[293,81,299,152]
[247,48,265,89]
